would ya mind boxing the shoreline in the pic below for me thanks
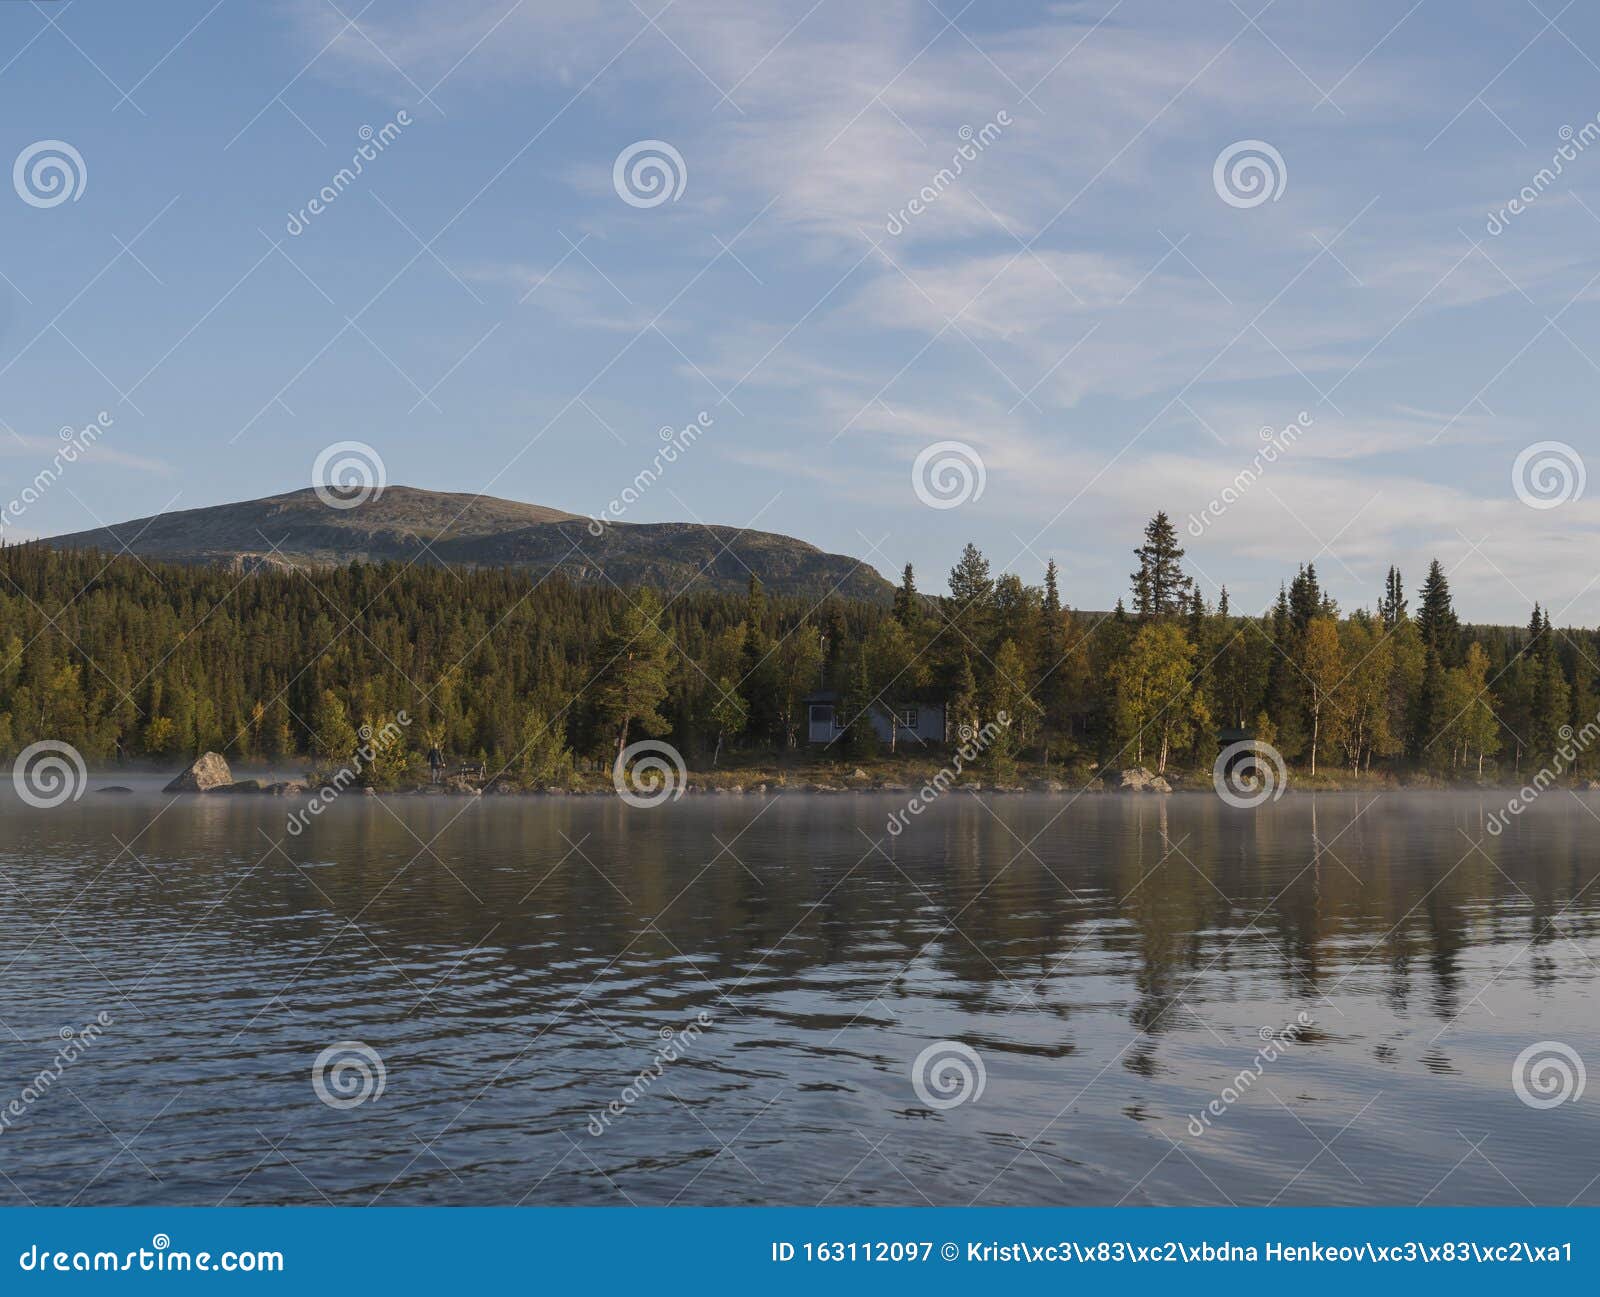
[93,759,1600,801]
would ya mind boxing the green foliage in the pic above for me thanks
[0,528,1594,785]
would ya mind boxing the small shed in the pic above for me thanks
[803,690,946,746]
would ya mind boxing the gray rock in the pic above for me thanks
[265,781,307,797]
[95,785,134,794]
[164,752,233,793]
[1117,767,1169,793]
[220,779,265,794]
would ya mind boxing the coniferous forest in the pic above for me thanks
[0,511,1592,785]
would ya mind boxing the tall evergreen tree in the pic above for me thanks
[1417,560,1461,666]
[1130,512,1191,618]
[1379,566,1407,630]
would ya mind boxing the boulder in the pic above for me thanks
[164,752,233,793]
[265,781,307,797]
[220,779,264,794]
[95,786,134,795]
[1117,767,1171,793]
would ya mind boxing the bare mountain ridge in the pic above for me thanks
[42,486,896,602]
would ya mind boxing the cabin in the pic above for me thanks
[803,690,947,747]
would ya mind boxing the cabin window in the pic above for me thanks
[900,708,918,728]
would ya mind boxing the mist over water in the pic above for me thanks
[1,786,1595,1205]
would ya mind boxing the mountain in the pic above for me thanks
[40,486,896,602]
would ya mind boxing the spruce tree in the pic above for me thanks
[893,563,920,631]
[1379,566,1406,629]
[1130,512,1191,618]
[1417,560,1461,666]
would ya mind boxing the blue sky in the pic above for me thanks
[4,0,1600,621]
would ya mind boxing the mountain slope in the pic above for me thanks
[42,486,895,602]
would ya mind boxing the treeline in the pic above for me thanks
[0,512,1591,782]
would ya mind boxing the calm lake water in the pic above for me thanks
[1,783,1596,1206]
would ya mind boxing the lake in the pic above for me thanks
[1,783,1596,1206]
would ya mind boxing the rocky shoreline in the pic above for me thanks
[126,752,1600,801]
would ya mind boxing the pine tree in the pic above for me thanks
[1379,566,1407,630]
[893,563,920,631]
[1130,512,1191,618]
[592,589,673,757]
[1417,560,1461,666]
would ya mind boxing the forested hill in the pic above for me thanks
[0,516,1593,786]
[39,485,896,604]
